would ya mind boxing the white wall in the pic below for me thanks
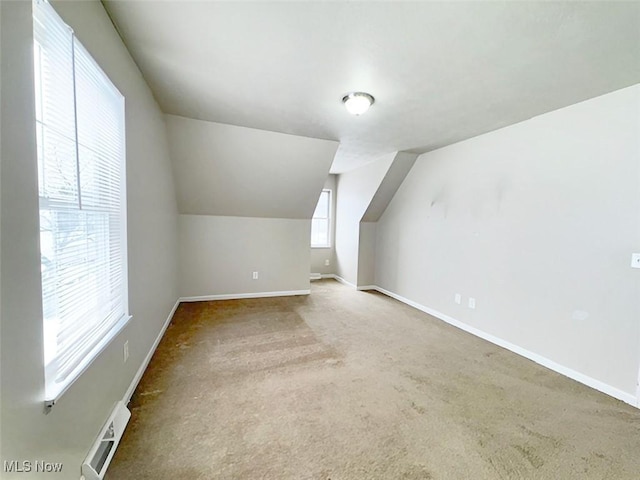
[358,152,418,286]
[335,155,395,286]
[310,175,337,275]
[179,215,310,298]
[358,222,377,286]
[376,85,640,401]
[0,1,179,477]
[362,152,418,222]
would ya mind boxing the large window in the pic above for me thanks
[33,0,128,406]
[311,189,331,248]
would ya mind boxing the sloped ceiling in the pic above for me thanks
[104,1,639,173]
[362,152,419,223]
[166,115,338,218]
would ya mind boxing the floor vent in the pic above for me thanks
[80,401,130,480]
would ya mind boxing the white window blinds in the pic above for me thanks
[33,0,129,404]
[311,190,331,247]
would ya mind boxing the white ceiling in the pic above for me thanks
[103,1,640,173]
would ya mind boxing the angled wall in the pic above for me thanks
[334,154,396,286]
[166,115,339,298]
[1,0,179,476]
[375,85,640,404]
[166,115,338,218]
[358,152,418,286]
[334,152,418,287]
[362,152,418,223]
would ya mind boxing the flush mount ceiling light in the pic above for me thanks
[342,92,375,116]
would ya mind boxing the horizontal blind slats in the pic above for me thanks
[34,0,127,398]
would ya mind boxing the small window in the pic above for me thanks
[311,190,331,248]
[34,0,129,406]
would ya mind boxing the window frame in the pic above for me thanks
[311,189,332,249]
[33,0,130,410]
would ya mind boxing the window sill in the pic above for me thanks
[44,314,132,413]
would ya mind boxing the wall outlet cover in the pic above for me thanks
[454,293,461,304]
[468,298,476,309]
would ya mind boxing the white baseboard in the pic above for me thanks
[180,289,310,302]
[372,285,638,408]
[312,273,338,280]
[310,273,339,280]
[330,275,373,291]
[123,298,180,404]
[333,275,357,289]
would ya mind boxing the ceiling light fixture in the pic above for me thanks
[342,92,375,116]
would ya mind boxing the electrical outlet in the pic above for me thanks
[123,341,129,363]
[631,253,640,269]
[325,259,330,266]
[454,293,461,305]
[468,298,476,309]
[252,271,259,280]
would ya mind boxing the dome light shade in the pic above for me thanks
[342,92,375,115]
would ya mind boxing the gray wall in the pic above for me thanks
[335,155,395,286]
[358,152,418,286]
[362,152,418,222]
[358,222,377,287]
[0,1,179,476]
[166,114,338,218]
[167,115,338,298]
[310,175,337,275]
[376,85,640,399]
[179,215,310,298]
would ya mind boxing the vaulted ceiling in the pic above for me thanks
[104,1,640,173]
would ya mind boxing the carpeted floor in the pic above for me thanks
[106,279,640,479]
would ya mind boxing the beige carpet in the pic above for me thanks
[106,279,640,479]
